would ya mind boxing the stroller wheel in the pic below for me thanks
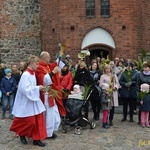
[90,120,96,129]
[74,126,83,135]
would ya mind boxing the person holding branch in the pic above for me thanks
[36,50,66,139]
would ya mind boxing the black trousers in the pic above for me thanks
[90,88,101,119]
[109,106,115,121]
[91,100,101,118]
[122,98,135,120]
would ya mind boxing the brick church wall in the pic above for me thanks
[41,0,149,62]
[0,0,149,65]
[141,0,150,51]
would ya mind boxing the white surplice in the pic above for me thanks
[43,74,61,137]
[12,71,46,117]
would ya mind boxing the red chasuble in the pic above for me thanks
[36,61,66,116]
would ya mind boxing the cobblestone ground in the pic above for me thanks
[0,109,150,150]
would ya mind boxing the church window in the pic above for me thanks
[86,0,95,17]
[101,0,110,17]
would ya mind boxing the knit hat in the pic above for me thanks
[101,83,110,90]
[73,84,80,91]
[71,84,81,94]
[140,83,150,93]
[4,68,12,75]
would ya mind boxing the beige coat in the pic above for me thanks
[99,73,120,107]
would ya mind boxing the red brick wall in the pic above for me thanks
[41,0,149,62]
[141,0,150,51]
[1,0,149,65]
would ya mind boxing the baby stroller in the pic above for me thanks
[62,83,96,135]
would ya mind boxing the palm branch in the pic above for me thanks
[82,84,92,100]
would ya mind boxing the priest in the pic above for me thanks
[36,51,66,139]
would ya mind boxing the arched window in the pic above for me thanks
[101,0,110,17]
[86,0,95,17]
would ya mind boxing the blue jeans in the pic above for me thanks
[2,94,14,115]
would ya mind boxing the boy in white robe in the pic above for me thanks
[10,55,47,147]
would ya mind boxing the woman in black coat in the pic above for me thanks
[89,62,102,120]
[73,61,92,118]
[119,63,137,122]
[74,61,92,85]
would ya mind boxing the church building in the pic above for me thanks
[0,0,150,64]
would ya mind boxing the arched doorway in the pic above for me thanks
[81,28,115,63]
[89,49,109,60]
[85,45,112,64]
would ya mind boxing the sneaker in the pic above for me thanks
[146,125,150,128]
[141,125,145,128]
[102,123,110,129]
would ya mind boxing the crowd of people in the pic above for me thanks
[0,52,150,147]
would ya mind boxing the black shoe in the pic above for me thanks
[33,140,46,147]
[129,119,134,122]
[51,133,57,139]
[121,118,127,122]
[109,121,113,126]
[20,136,28,145]
[46,133,57,139]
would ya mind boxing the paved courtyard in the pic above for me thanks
[0,107,150,150]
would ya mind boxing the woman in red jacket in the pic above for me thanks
[60,63,73,109]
